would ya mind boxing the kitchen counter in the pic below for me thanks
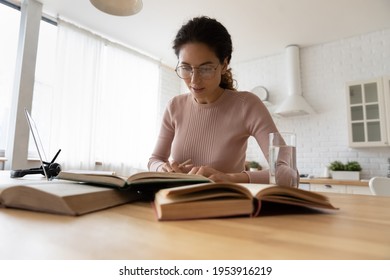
[300,178,368,187]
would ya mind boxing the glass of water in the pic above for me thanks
[269,132,298,187]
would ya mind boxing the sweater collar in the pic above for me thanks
[190,89,228,108]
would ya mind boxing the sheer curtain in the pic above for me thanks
[49,20,159,175]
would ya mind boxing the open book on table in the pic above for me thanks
[56,170,212,192]
[154,182,338,221]
[0,180,141,216]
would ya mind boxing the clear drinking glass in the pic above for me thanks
[269,132,297,187]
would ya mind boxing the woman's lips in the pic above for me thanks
[191,86,205,94]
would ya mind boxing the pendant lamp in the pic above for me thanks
[90,0,143,16]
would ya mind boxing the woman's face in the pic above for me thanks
[177,42,227,104]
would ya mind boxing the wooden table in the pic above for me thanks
[1,190,389,260]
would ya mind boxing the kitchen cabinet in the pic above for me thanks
[300,178,372,195]
[346,77,389,147]
[310,183,372,195]
[384,76,390,142]
[310,184,346,193]
[346,186,373,195]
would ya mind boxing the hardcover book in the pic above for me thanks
[154,182,338,220]
[56,170,212,193]
[0,180,141,216]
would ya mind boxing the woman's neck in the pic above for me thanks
[194,87,225,104]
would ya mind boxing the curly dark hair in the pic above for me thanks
[172,16,236,90]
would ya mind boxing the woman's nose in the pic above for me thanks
[190,69,202,83]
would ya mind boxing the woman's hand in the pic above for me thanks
[161,160,193,173]
[275,165,300,187]
[188,166,249,183]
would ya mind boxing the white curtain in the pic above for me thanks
[49,20,159,175]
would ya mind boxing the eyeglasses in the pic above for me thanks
[175,64,219,80]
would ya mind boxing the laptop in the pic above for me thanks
[10,109,61,180]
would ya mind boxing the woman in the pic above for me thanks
[148,16,298,186]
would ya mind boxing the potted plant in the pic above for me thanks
[329,160,361,180]
[345,161,362,172]
[248,161,261,171]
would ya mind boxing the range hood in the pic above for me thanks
[274,45,315,117]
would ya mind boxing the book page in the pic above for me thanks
[240,184,277,197]
[1,181,112,197]
[241,184,338,210]
[126,171,211,183]
[158,182,252,198]
[156,188,247,204]
[56,171,126,187]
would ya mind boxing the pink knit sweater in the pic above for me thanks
[148,89,283,183]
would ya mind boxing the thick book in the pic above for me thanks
[0,180,141,216]
[154,182,338,220]
[56,171,212,192]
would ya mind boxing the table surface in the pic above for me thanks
[1,177,389,260]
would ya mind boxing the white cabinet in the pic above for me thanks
[310,184,346,193]
[310,183,372,195]
[346,77,389,147]
[346,186,372,195]
[383,76,390,143]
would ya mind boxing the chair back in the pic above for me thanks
[369,177,390,196]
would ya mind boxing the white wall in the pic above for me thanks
[158,28,390,179]
[234,28,390,179]
[158,64,180,120]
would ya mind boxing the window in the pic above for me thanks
[30,18,58,160]
[1,2,160,173]
[0,2,20,156]
[35,20,160,174]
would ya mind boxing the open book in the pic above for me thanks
[154,182,338,220]
[0,180,141,216]
[56,170,211,192]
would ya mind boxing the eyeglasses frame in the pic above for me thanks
[175,63,220,80]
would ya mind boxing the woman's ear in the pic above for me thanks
[221,58,228,74]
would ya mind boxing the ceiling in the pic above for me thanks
[14,0,390,67]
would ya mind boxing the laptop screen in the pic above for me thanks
[24,108,49,180]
